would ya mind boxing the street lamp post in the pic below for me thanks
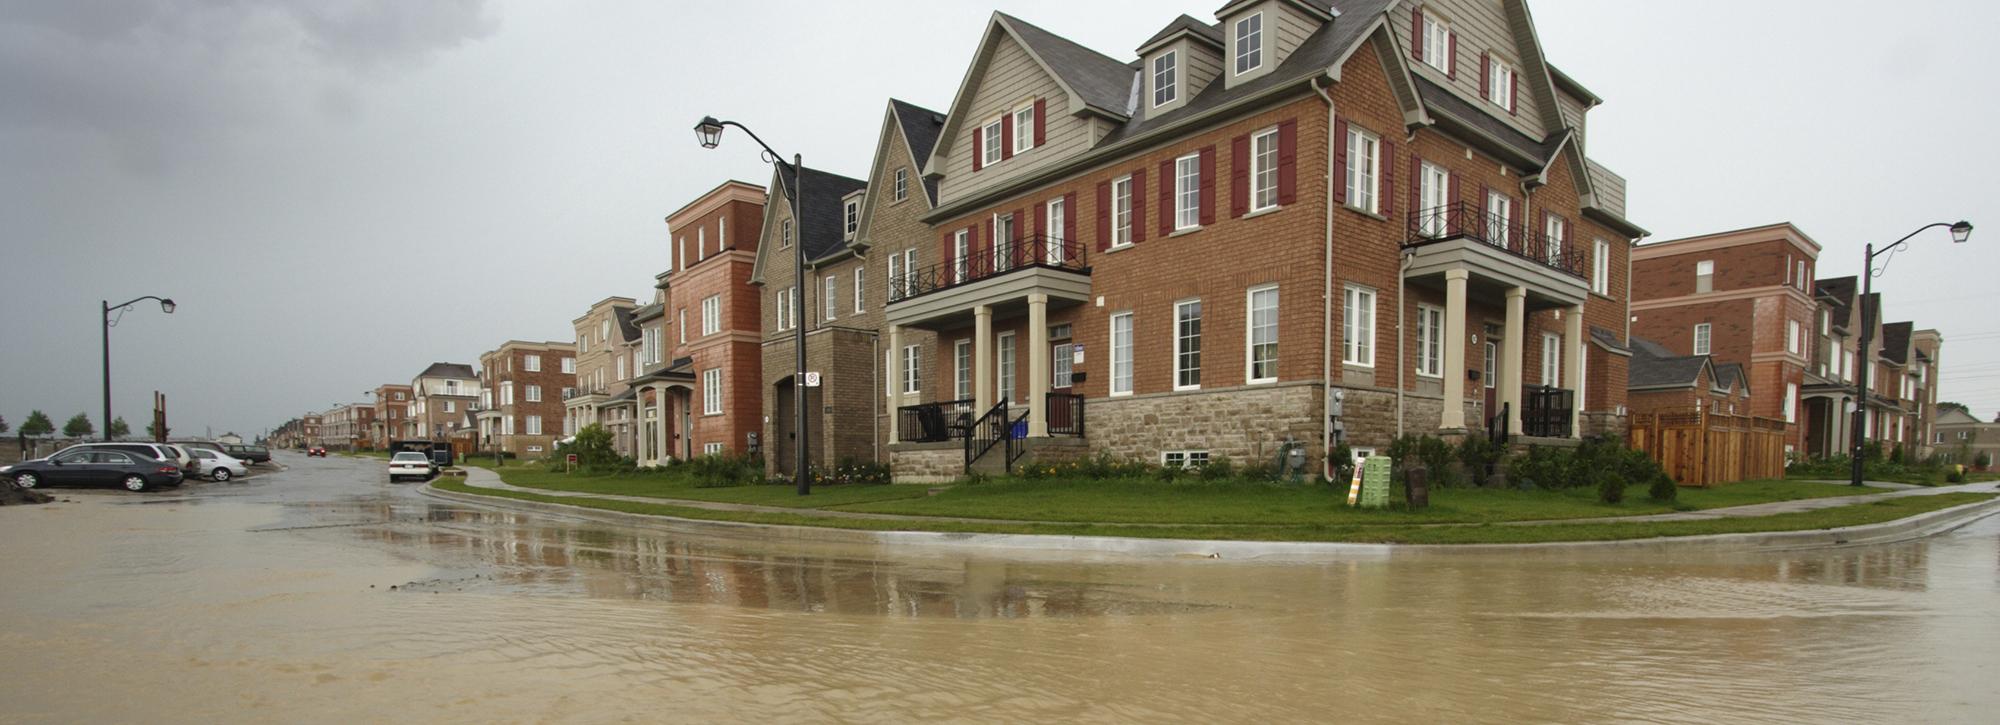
[102,295,175,441]
[1851,220,1972,486]
[695,116,812,495]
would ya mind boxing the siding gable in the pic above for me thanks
[934,32,1096,208]
[1390,0,1546,140]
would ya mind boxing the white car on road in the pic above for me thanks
[189,448,250,482]
[387,452,436,483]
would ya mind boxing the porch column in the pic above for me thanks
[1440,269,1470,430]
[654,387,670,462]
[973,305,993,412]
[1027,293,1050,437]
[1502,286,1527,433]
[887,324,904,442]
[1565,304,1585,437]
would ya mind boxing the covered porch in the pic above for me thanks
[630,363,697,466]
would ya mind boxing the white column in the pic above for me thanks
[1565,304,1585,437]
[973,305,993,412]
[1441,269,1470,430]
[656,387,671,461]
[1027,294,1050,437]
[1502,287,1527,433]
[887,324,904,442]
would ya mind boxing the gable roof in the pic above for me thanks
[1139,14,1223,54]
[1711,362,1746,394]
[889,99,946,204]
[417,362,477,381]
[1937,409,1982,426]
[998,12,1136,120]
[1628,337,1711,390]
[613,306,641,344]
[1880,322,1913,364]
[780,164,868,263]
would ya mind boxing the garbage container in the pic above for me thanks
[1406,467,1430,510]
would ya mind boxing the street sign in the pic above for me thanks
[804,372,822,387]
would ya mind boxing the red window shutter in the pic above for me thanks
[1330,119,1347,206]
[1063,191,1078,249]
[1479,184,1490,226]
[1131,168,1148,243]
[1157,159,1175,237]
[972,128,983,171]
[1380,139,1396,217]
[1033,98,1047,147]
[1447,32,1458,79]
[1447,173,1461,234]
[1480,52,1490,98]
[1001,115,1014,161]
[1510,73,1519,115]
[1410,154,1422,217]
[1012,209,1024,266]
[1033,202,1048,263]
[1411,7,1423,61]
[966,223,980,276]
[940,231,954,277]
[1276,119,1297,205]
[983,217,995,272]
[1198,146,1216,226]
[1095,182,1111,251]
[1231,134,1252,217]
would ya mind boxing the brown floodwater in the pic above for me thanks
[2,454,1997,723]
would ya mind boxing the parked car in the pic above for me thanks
[55,442,195,477]
[188,448,250,482]
[224,444,272,464]
[307,447,328,457]
[387,452,436,482]
[3,449,185,491]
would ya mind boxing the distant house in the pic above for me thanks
[216,432,244,445]
[1933,409,2000,466]
[1627,337,1752,418]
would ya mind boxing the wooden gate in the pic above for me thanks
[1628,412,1787,487]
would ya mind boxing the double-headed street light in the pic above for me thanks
[694,115,812,495]
[102,295,176,441]
[1851,220,1971,486]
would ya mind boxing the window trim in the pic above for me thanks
[1420,11,1451,73]
[1592,239,1610,295]
[997,330,1018,403]
[1174,298,1203,391]
[1693,323,1711,356]
[1541,333,1561,386]
[1246,285,1279,384]
[954,339,973,400]
[1485,190,1512,246]
[893,168,908,201]
[1695,259,1715,293]
[853,268,864,313]
[1486,55,1515,110]
[1012,104,1035,154]
[1415,304,1444,378]
[702,368,723,415]
[842,199,859,238]
[1045,196,1068,264]
[1251,127,1281,212]
[1173,152,1201,231]
[1110,311,1135,396]
[902,344,921,395]
[1110,175,1134,248]
[1342,285,1376,368]
[981,118,1004,167]
[701,294,722,336]
[1233,12,1263,75]
[822,275,837,321]
[1343,126,1379,214]
[1152,49,1178,107]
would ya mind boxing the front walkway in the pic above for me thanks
[456,468,2000,530]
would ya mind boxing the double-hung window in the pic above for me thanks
[526,415,542,436]
[1344,127,1378,214]
[998,332,1017,402]
[1111,176,1134,248]
[822,275,837,321]
[781,219,792,249]
[1046,197,1068,263]
[902,345,920,394]
[1152,50,1178,107]
[952,230,971,282]
[1251,128,1280,212]
[887,252,904,301]
[1110,312,1134,395]
[1174,153,1201,230]
[523,355,541,373]
[1343,285,1375,367]
[1247,286,1278,383]
[843,199,859,238]
[1420,12,1450,73]
[1544,214,1567,265]
[1486,191,1511,246]
[1695,260,1715,293]
[1787,319,1802,355]
[893,168,908,201]
[995,213,1015,271]
[1487,57,1514,110]
[1415,305,1443,378]
[1175,299,1203,390]
[1592,239,1610,294]
[1233,13,1263,74]
[1012,106,1034,154]
[981,119,1003,167]
[853,268,864,313]
[701,295,721,335]
[1419,162,1450,236]
[526,385,541,403]
[1693,323,1711,356]
[954,340,972,400]
[702,368,722,414]
[1541,334,1561,386]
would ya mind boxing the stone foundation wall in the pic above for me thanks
[889,442,962,484]
[1331,386,1482,451]
[1581,411,1629,441]
[1088,382,1324,471]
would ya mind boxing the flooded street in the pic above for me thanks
[3,454,1997,723]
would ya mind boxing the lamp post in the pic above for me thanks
[102,295,175,441]
[695,115,813,495]
[1851,220,1972,486]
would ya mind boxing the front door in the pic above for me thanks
[1482,339,1500,430]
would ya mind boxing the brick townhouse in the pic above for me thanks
[626,180,767,466]
[1796,276,1941,459]
[1933,408,1997,464]
[1626,338,1750,418]
[475,340,576,460]
[320,403,375,450]
[1629,222,1819,451]
[370,383,413,446]
[871,0,1643,481]
[563,296,639,454]
[863,100,950,462]
[411,362,480,441]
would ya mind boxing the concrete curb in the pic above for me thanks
[419,483,2000,562]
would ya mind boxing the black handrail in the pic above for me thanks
[890,233,1089,302]
[1005,409,1031,471]
[1404,201,1587,279]
[1487,401,1510,446]
[1047,392,1085,437]
[897,399,975,443]
[1522,386,1574,438]
[964,401,1011,469]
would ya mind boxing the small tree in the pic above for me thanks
[20,411,53,437]
[62,413,94,438]
[0,414,8,435]
[146,420,171,440]
[108,417,131,439]
[557,423,618,467]
[1977,451,1992,471]
[1938,401,1970,416]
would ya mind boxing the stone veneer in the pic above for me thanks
[1088,382,1324,470]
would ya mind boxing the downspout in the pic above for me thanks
[1398,250,1412,437]
[1314,78,1336,478]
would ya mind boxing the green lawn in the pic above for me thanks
[487,468,929,509]
[432,478,1995,545]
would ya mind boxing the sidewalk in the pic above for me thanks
[456,467,2000,530]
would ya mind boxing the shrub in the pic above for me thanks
[1889,445,1905,464]
[1978,452,1992,470]
[1200,454,1235,481]
[1329,442,1354,485]
[1154,463,1184,483]
[1648,472,1679,503]
[1597,470,1626,504]
[1456,435,1503,480]
[1946,468,1966,484]
[686,450,763,487]
[556,424,619,467]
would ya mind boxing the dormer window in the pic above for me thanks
[1233,13,1263,75]
[843,198,859,238]
[1419,11,1452,74]
[1152,50,1178,107]
[981,118,1003,167]
[1485,56,1515,111]
[1012,105,1034,154]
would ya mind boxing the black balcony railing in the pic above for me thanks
[1522,385,1574,438]
[889,233,1089,302]
[897,399,976,443]
[1405,202,1587,279]
[1047,392,1085,437]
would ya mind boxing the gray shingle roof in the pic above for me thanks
[1589,325,1628,353]
[777,165,868,263]
[1712,362,1745,392]
[1816,275,1856,320]
[999,12,1138,119]
[1628,337,1708,389]
[1140,14,1223,52]
[1881,322,1913,364]
[889,99,946,204]
[417,362,477,381]
[613,306,640,344]
[1413,75,1560,164]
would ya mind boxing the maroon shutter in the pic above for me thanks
[1157,159,1175,237]
[1563,214,1573,266]
[1001,115,1014,161]
[1276,119,1297,205]
[972,128,983,172]
[1033,201,1047,259]
[1011,209,1024,266]
[1063,191,1077,253]
[1480,53,1490,98]
[1380,139,1396,217]
[1198,146,1216,226]
[1411,7,1423,61]
[1095,182,1111,251]
[1410,153,1422,218]
[1447,32,1458,79]
[983,217,995,273]
[1479,184,1491,235]
[1330,119,1347,206]
[1131,168,1148,243]
[940,231,954,280]
[967,223,980,277]
[1510,73,1519,115]
[1448,172,1461,233]
[1033,98,1046,147]
[1232,134,1252,216]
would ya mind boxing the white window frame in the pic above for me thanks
[853,268,864,313]
[1111,176,1134,248]
[1486,191,1511,246]
[822,275,838,321]
[1053,342,1074,388]
[843,199,859,239]
[1246,285,1278,384]
[1421,12,1450,73]
[526,385,541,403]
[1233,12,1263,75]
[1784,383,1798,424]
[774,289,789,331]
[1484,340,1497,389]
[902,344,921,395]
[1787,319,1802,355]
[1046,197,1068,264]
[1152,49,1178,107]
[1343,285,1376,367]
[1111,311,1134,396]
[1542,333,1561,386]
[1415,305,1443,378]
[953,229,971,282]
[1419,162,1450,236]
[998,331,1018,403]
[701,295,721,335]
[1162,450,1210,469]
[561,358,575,374]
[1693,323,1711,356]
[955,339,972,400]
[1174,298,1203,391]
[1174,153,1201,230]
[704,442,725,456]
[1544,214,1567,265]
[781,219,792,249]
[1344,127,1378,214]
[1487,56,1514,110]
[1592,239,1610,295]
[698,227,706,261]
[981,119,1003,167]
[523,355,541,373]
[1012,105,1034,154]
[702,368,722,415]
[1695,259,1715,293]
[1252,127,1280,212]
[526,415,542,436]
[887,252,903,301]
[994,212,1015,272]
[893,168,908,201]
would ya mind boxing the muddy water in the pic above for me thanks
[2,456,1997,723]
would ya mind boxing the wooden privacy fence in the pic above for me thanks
[1628,412,1787,487]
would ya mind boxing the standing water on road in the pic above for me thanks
[2,454,1996,723]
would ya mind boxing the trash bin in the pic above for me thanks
[1406,467,1430,510]
[1010,420,1027,439]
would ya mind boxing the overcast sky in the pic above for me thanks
[3,0,1998,438]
